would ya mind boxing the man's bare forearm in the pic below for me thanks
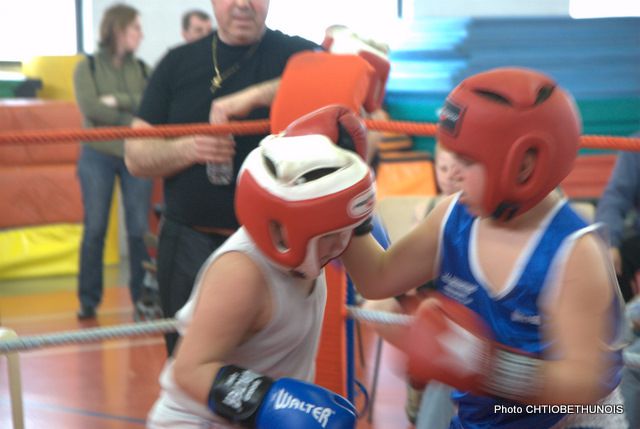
[125,135,195,178]
[209,78,281,123]
[125,79,280,178]
[125,118,195,178]
[253,78,280,107]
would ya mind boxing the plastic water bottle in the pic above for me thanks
[629,298,640,329]
[206,160,234,185]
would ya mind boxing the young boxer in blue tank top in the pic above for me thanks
[342,67,629,428]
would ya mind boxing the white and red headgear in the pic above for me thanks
[235,134,375,278]
[437,67,581,220]
[322,25,390,113]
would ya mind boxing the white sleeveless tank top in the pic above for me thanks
[152,228,327,425]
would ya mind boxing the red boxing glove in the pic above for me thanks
[322,26,390,113]
[392,293,430,391]
[283,105,369,161]
[404,294,493,393]
[270,51,375,134]
[404,293,543,402]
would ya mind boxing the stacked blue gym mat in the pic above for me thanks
[384,17,640,153]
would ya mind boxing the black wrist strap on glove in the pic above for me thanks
[208,365,274,427]
[353,217,373,236]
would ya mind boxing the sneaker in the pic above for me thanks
[77,306,96,320]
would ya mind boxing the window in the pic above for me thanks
[570,0,640,18]
[266,0,399,45]
[0,1,77,61]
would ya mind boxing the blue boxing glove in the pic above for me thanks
[208,365,357,429]
[257,378,356,429]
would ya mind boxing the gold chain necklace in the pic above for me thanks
[210,33,260,95]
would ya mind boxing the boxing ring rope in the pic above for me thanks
[2,306,639,356]
[0,319,179,354]
[1,307,638,359]
[0,120,639,150]
[0,308,404,355]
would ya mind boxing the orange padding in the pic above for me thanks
[560,154,617,200]
[379,133,413,152]
[0,164,83,228]
[271,51,375,133]
[370,110,413,153]
[314,262,348,395]
[0,100,83,229]
[376,151,438,199]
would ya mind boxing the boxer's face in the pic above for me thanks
[453,153,486,217]
[316,230,352,267]
[212,0,269,46]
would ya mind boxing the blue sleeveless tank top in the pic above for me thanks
[435,197,624,429]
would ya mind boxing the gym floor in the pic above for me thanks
[0,263,412,428]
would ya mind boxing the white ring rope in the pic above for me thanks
[0,318,179,354]
[0,307,398,354]
[0,306,638,368]
[347,306,413,326]
[0,307,396,354]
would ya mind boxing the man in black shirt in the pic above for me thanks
[125,0,318,355]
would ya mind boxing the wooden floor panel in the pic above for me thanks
[0,279,411,428]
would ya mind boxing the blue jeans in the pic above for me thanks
[622,312,640,429]
[77,146,152,309]
[416,382,455,429]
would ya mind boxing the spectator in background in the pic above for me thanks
[125,0,318,356]
[594,135,640,429]
[181,9,213,43]
[621,300,640,429]
[595,144,640,303]
[413,143,462,220]
[73,3,152,320]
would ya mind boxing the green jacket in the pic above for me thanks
[73,49,151,157]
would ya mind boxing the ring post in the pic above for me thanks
[0,328,24,429]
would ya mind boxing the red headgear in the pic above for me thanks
[437,67,581,219]
[235,134,375,278]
